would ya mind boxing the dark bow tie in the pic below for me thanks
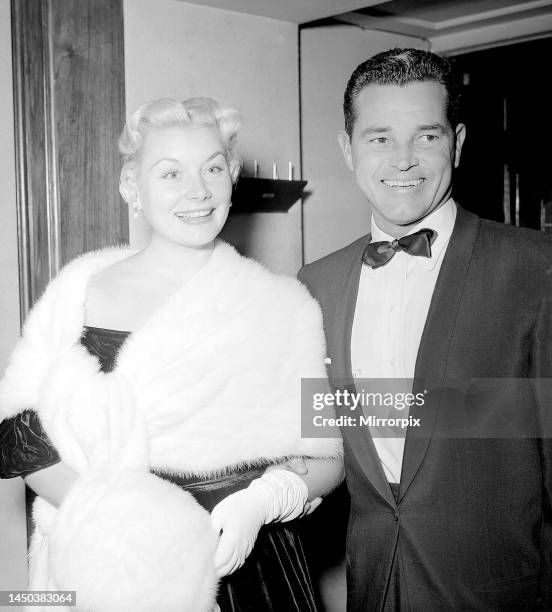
[362,228,436,269]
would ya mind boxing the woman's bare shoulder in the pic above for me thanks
[85,256,143,329]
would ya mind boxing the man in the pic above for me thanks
[299,48,552,611]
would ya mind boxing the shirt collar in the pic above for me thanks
[369,198,457,272]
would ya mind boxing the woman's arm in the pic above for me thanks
[281,457,344,501]
[24,461,78,508]
[0,410,61,478]
[211,457,345,576]
[0,410,78,507]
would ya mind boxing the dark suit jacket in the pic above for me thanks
[299,207,552,611]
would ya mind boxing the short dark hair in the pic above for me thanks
[343,48,461,136]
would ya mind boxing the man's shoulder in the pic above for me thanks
[475,216,552,262]
[299,234,369,285]
[478,216,550,241]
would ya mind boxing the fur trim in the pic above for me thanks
[0,240,341,474]
[0,247,130,414]
[49,469,217,612]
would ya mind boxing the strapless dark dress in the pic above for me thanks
[0,326,319,612]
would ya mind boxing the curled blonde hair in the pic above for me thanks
[118,97,241,202]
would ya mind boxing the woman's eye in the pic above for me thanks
[207,165,223,174]
[162,170,179,179]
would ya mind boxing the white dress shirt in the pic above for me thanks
[351,199,457,482]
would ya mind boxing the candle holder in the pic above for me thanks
[230,177,308,214]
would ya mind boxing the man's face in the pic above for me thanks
[339,81,466,237]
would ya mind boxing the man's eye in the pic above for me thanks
[162,170,179,179]
[370,137,389,144]
[419,134,439,143]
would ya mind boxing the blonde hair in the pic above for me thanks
[118,97,241,201]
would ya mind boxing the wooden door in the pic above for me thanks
[11,0,127,546]
[11,0,128,319]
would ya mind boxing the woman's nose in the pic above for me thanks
[185,176,212,201]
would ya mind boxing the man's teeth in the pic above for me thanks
[175,209,214,219]
[382,179,425,187]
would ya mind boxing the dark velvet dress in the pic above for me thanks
[0,326,319,612]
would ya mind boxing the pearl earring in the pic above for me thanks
[132,197,142,219]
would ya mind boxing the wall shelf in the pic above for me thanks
[230,177,307,214]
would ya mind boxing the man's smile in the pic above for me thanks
[380,178,426,189]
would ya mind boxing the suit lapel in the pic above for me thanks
[332,235,397,508]
[399,207,480,501]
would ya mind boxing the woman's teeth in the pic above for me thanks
[175,208,214,219]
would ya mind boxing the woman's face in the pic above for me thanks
[133,124,234,249]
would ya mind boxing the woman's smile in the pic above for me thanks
[174,207,216,223]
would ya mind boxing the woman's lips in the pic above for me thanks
[174,208,215,222]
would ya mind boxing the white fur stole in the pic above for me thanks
[0,240,341,611]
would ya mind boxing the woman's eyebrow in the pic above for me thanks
[150,157,179,170]
[204,151,226,163]
[150,151,225,171]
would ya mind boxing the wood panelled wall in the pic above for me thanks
[11,0,127,545]
[11,0,127,318]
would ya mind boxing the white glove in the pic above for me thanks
[210,468,309,577]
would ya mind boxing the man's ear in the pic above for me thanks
[338,130,354,172]
[119,164,138,204]
[453,123,466,169]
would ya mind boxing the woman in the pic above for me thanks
[0,97,343,611]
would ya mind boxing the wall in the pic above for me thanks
[300,25,428,263]
[0,0,28,596]
[123,0,302,275]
